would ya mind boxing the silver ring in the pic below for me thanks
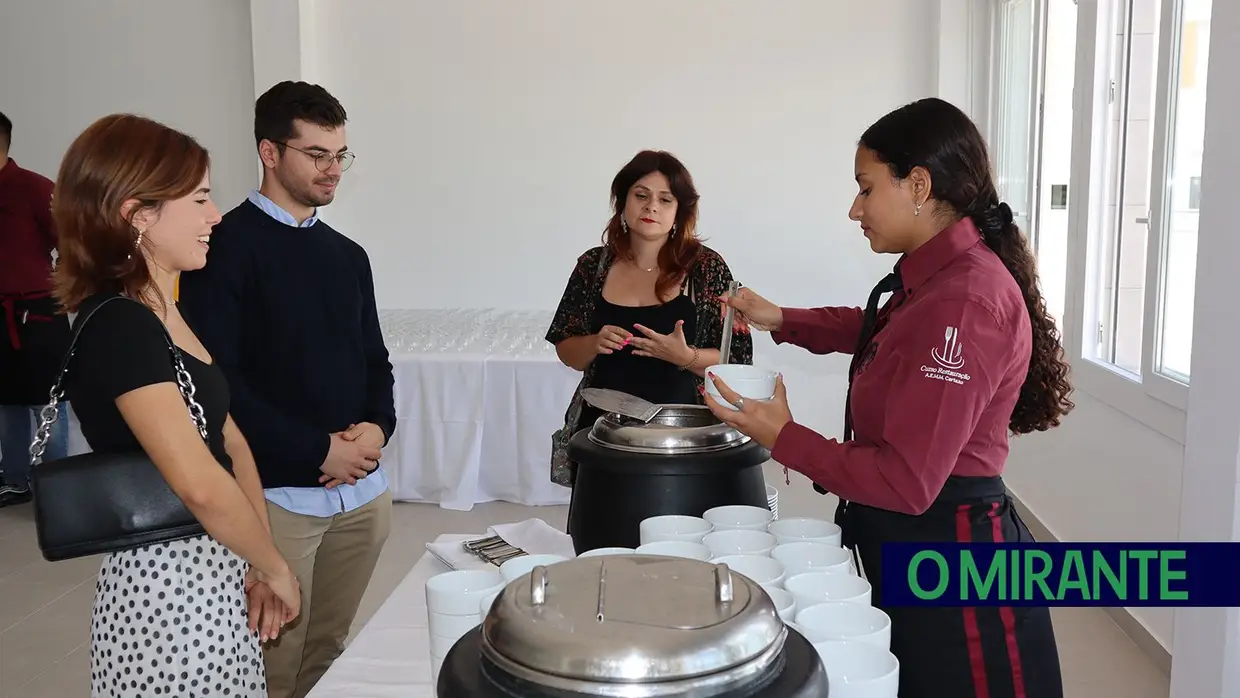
[735,396,745,411]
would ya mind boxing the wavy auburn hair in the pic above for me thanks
[53,114,210,312]
[859,98,1074,434]
[603,150,703,300]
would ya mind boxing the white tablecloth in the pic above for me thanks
[304,534,469,698]
[377,310,579,510]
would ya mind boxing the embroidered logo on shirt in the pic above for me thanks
[921,326,971,384]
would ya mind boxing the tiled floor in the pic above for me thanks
[1,466,1171,697]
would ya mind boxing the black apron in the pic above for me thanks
[0,292,71,406]
[827,268,1064,698]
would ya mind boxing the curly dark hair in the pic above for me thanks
[859,97,1074,434]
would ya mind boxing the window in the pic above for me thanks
[991,0,1076,329]
[989,0,1214,440]
[1153,0,1211,381]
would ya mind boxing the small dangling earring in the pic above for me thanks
[670,224,677,237]
[913,201,922,217]
[127,229,145,261]
[621,218,629,234]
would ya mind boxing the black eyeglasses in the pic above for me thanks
[275,142,356,172]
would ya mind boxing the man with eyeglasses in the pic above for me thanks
[178,80,395,698]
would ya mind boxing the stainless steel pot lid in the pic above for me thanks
[586,404,751,454]
[480,555,785,693]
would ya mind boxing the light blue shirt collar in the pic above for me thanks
[247,189,319,228]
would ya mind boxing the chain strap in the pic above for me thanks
[29,342,209,467]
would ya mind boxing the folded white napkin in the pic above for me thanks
[424,518,575,570]
[490,518,576,560]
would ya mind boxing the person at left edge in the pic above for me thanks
[178,80,395,698]
[0,110,72,507]
[706,98,1073,698]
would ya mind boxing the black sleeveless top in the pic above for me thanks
[574,280,699,433]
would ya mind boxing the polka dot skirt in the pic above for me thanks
[89,535,267,697]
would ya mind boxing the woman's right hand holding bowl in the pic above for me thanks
[721,287,783,333]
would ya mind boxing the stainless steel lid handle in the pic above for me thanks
[714,563,734,604]
[530,565,549,606]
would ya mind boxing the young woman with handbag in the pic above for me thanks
[35,114,302,698]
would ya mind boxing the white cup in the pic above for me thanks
[703,504,775,531]
[704,364,778,410]
[713,554,786,590]
[428,610,481,639]
[425,569,505,616]
[500,554,569,582]
[768,517,843,546]
[639,515,713,544]
[431,653,446,685]
[786,572,873,608]
[795,602,892,650]
[765,587,797,622]
[429,632,463,658]
[578,547,636,557]
[636,541,713,561]
[812,640,900,698]
[771,542,854,577]
[703,530,777,557]
[479,590,501,616]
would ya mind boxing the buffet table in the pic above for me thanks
[378,309,580,510]
[304,534,469,697]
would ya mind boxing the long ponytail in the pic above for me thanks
[969,198,1074,433]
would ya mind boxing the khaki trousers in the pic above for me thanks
[263,489,392,698]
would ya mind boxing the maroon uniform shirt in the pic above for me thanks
[769,217,1031,515]
[0,158,57,296]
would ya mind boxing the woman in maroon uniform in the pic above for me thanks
[707,97,1072,698]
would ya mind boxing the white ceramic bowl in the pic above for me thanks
[500,554,569,582]
[577,547,636,558]
[425,569,505,616]
[639,515,713,544]
[714,554,786,589]
[702,529,777,557]
[479,590,501,616]
[785,572,873,608]
[771,542,854,577]
[812,640,900,697]
[796,602,892,650]
[704,364,778,410]
[427,610,481,639]
[768,517,843,546]
[636,541,713,561]
[765,587,797,622]
[704,504,775,531]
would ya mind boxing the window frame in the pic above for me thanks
[1057,0,1198,443]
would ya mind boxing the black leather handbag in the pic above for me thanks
[29,295,209,562]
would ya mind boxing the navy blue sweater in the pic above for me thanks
[178,200,396,488]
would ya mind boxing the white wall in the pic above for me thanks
[0,0,257,211]
[280,0,994,441]
[303,0,934,318]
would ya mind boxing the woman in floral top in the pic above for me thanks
[545,150,753,490]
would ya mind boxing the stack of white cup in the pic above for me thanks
[424,569,505,683]
[635,504,900,696]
